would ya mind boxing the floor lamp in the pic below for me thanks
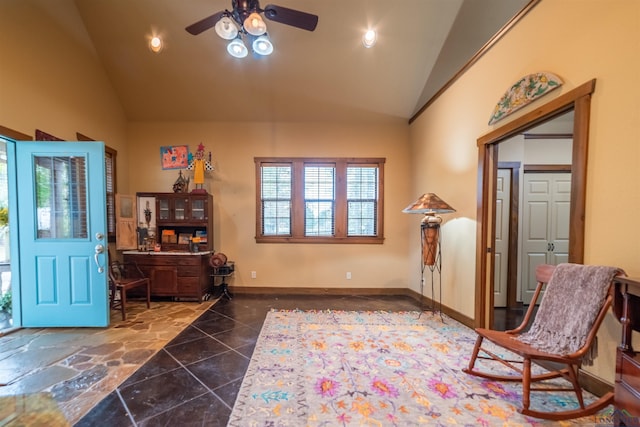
[403,193,455,314]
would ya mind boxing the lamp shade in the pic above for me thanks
[227,38,248,58]
[252,35,273,56]
[215,16,239,40]
[244,12,267,36]
[402,193,456,215]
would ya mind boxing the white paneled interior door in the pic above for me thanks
[520,172,571,304]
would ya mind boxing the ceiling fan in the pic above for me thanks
[186,0,318,58]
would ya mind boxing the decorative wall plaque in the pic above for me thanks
[489,72,563,125]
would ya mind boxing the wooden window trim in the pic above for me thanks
[255,157,385,244]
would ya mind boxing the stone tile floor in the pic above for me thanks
[0,293,424,426]
[0,298,215,425]
[75,294,422,426]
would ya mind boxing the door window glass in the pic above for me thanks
[35,155,88,239]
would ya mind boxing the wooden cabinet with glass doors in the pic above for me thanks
[137,192,213,252]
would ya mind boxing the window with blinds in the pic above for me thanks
[304,165,335,236]
[256,157,385,243]
[261,164,292,236]
[347,166,378,236]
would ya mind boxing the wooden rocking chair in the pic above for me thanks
[463,263,622,420]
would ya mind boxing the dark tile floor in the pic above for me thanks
[493,305,535,331]
[74,293,423,426]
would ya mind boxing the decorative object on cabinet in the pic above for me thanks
[172,170,190,193]
[160,145,189,169]
[143,201,152,227]
[195,230,207,243]
[115,194,137,250]
[612,276,640,426]
[161,229,176,244]
[464,263,622,420]
[137,195,156,231]
[186,143,214,194]
[402,193,455,314]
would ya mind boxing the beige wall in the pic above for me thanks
[0,0,129,191]
[127,121,412,289]
[409,0,640,382]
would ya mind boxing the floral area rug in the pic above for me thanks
[228,310,614,426]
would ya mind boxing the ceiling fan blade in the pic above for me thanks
[186,11,226,35]
[263,4,318,31]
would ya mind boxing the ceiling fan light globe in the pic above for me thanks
[253,35,273,56]
[215,16,239,40]
[244,12,267,36]
[227,38,248,58]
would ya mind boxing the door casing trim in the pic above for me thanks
[475,79,595,328]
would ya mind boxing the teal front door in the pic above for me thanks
[17,141,108,327]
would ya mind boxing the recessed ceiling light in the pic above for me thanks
[363,29,376,48]
[149,36,163,53]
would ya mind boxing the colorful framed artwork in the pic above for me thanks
[160,145,189,169]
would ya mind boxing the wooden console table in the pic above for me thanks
[612,276,640,426]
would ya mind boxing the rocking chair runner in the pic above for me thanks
[463,263,623,420]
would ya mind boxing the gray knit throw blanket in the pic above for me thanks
[517,263,621,364]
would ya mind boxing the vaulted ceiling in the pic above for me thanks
[60,1,529,122]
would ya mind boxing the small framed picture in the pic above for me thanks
[178,233,191,244]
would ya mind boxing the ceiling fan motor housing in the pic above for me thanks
[231,0,261,24]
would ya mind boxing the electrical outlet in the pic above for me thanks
[346,272,352,280]
[251,271,257,279]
